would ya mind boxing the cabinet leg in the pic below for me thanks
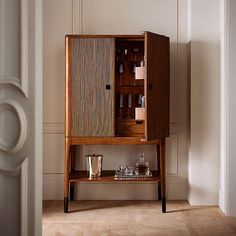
[158,183,161,200]
[64,197,69,213]
[156,145,161,200]
[162,196,166,213]
[64,138,71,213]
[70,183,74,201]
[70,145,76,201]
[160,138,166,213]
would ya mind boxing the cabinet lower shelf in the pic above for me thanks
[69,170,160,183]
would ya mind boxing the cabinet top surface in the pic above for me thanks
[65,34,144,39]
[65,32,169,40]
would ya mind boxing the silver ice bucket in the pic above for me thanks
[86,154,103,179]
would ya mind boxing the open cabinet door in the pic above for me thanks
[144,32,170,141]
[0,0,42,235]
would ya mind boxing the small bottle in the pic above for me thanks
[128,94,132,109]
[118,94,124,119]
[133,54,137,74]
[141,96,145,108]
[133,63,136,73]
[127,94,132,119]
[119,63,124,74]
[124,49,128,61]
[138,94,143,106]
[136,153,149,175]
[140,60,144,67]
[119,94,124,108]
[119,64,124,85]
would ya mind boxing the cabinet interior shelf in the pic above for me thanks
[69,170,160,183]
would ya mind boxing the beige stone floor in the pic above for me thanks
[43,200,236,236]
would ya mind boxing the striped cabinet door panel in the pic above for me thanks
[71,38,115,136]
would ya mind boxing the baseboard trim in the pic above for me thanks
[219,188,227,214]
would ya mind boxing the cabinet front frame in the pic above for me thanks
[65,33,169,142]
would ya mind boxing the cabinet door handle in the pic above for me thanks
[105,84,111,90]
[148,83,152,90]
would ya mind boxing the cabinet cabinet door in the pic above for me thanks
[71,37,115,136]
[145,32,170,140]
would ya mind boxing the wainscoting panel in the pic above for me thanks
[43,133,64,174]
[43,0,72,123]
[43,0,189,200]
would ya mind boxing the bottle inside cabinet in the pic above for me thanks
[115,38,145,137]
[115,39,144,86]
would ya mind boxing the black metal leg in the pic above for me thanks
[162,196,166,213]
[64,197,69,213]
[70,145,76,202]
[158,183,161,200]
[70,183,74,201]
[160,139,166,213]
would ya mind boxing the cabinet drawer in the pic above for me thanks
[115,120,144,137]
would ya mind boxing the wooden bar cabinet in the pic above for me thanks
[64,32,170,213]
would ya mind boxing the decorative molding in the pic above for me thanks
[220,0,229,215]
[170,123,181,133]
[43,123,64,134]
[173,0,188,191]
[0,100,27,154]
[166,134,178,175]
[21,157,28,236]
[0,77,25,96]
[20,0,29,97]
[34,0,43,235]
[72,0,83,34]
[0,158,28,235]
[0,0,28,97]
[166,174,187,184]
[0,164,20,174]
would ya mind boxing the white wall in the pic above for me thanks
[43,0,189,200]
[227,0,236,216]
[189,0,220,205]
[220,0,236,216]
